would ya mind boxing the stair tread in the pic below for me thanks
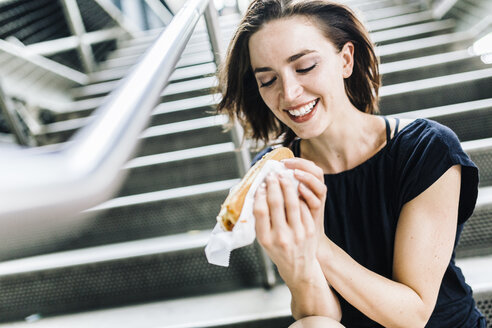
[380,67,492,96]
[390,98,492,119]
[376,31,472,57]
[0,285,292,328]
[1,252,491,328]
[367,10,434,31]
[87,178,238,211]
[0,230,212,276]
[380,49,478,74]
[372,19,456,43]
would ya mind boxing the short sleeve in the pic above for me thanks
[250,146,273,167]
[395,119,479,224]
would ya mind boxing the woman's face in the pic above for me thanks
[248,16,354,139]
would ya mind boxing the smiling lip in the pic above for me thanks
[285,99,319,123]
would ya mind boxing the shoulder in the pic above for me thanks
[391,119,479,223]
[393,118,461,152]
[389,118,470,175]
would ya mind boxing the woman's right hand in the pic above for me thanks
[253,171,323,287]
[253,171,341,320]
[282,157,328,243]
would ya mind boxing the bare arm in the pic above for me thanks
[315,165,461,327]
[254,171,341,320]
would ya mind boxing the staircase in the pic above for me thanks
[0,0,491,327]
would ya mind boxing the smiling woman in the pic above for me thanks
[248,16,354,138]
[215,1,484,327]
[217,0,379,146]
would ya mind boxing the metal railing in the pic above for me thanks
[0,0,214,238]
[0,0,277,287]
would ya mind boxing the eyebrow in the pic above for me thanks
[252,49,317,74]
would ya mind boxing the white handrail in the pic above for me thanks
[0,0,210,230]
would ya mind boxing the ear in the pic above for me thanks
[340,42,354,79]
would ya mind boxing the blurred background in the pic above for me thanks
[0,0,490,326]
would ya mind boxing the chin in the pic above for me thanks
[294,128,323,140]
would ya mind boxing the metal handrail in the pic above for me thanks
[0,0,210,226]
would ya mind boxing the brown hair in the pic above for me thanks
[216,0,380,146]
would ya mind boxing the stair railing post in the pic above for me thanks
[204,2,277,288]
[144,0,174,25]
[0,80,30,146]
[60,0,95,73]
[93,0,141,37]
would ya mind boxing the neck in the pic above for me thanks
[300,106,386,174]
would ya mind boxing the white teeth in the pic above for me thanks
[288,99,317,117]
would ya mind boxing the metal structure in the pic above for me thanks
[0,0,215,238]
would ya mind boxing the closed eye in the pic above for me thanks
[260,77,277,88]
[297,63,317,73]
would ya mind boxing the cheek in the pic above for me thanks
[258,89,277,111]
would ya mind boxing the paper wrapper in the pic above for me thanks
[205,160,298,267]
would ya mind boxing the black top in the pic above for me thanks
[253,118,481,327]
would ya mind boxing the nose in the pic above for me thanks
[281,74,303,103]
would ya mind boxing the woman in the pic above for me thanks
[216,0,485,326]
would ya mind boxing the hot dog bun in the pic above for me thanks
[217,147,294,231]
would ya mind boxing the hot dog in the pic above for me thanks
[217,147,295,231]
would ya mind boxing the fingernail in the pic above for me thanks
[257,183,266,195]
[294,169,304,177]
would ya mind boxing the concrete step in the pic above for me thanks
[372,19,456,45]
[457,186,492,258]
[380,50,487,85]
[52,96,106,120]
[40,95,223,145]
[362,2,422,21]
[1,252,490,327]
[150,93,220,126]
[118,143,239,196]
[0,285,293,328]
[84,62,216,93]
[98,46,214,71]
[0,231,268,323]
[160,75,217,102]
[392,98,492,142]
[350,0,398,13]
[367,10,434,32]
[378,31,473,63]
[72,70,217,102]
[77,179,237,250]
[464,138,492,188]
[137,115,231,156]
[379,68,492,114]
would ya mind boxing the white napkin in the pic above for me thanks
[205,160,299,267]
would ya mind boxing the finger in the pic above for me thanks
[281,158,324,180]
[294,169,327,201]
[278,172,303,233]
[298,181,324,211]
[299,200,315,237]
[254,182,271,241]
[265,173,288,230]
